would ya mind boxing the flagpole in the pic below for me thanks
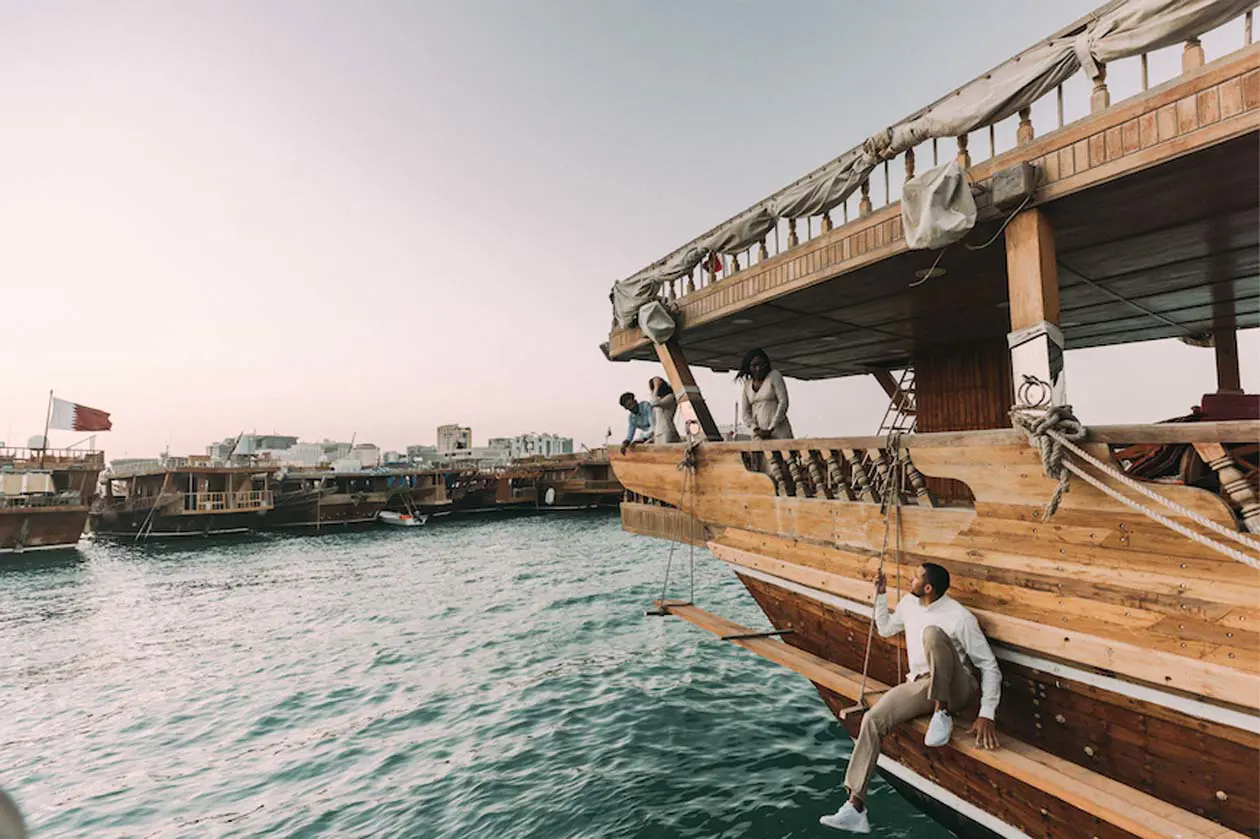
[40,390,53,467]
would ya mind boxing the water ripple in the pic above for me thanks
[1,513,948,838]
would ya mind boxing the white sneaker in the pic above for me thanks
[925,709,953,747]
[820,801,871,833]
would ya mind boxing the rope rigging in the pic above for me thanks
[1010,375,1260,570]
[845,432,907,718]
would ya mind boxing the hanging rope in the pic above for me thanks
[1010,378,1260,570]
[849,433,906,715]
[655,436,702,609]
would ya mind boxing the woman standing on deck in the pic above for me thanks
[648,377,682,444]
[737,348,794,439]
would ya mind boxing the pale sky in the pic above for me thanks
[2,1,1255,457]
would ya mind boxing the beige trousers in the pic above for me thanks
[843,625,976,802]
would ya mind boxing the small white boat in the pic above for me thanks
[377,510,429,527]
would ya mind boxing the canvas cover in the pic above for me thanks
[611,0,1251,316]
[637,301,676,344]
[901,161,978,250]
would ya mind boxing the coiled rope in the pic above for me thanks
[1010,376,1260,570]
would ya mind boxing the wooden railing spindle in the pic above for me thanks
[758,239,769,262]
[788,218,799,248]
[1017,107,1034,145]
[956,135,971,169]
[808,451,832,499]
[787,453,810,498]
[1141,53,1149,90]
[904,148,915,182]
[845,450,876,502]
[989,124,996,158]
[859,180,872,217]
[903,454,937,508]
[1183,37,1205,73]
[1056,84,1064,127]
[1247,11,1253,45]
[822,211,833,233]
[827,450,853,500]
[1091,63,1110,113]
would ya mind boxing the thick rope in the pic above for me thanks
[853,434,906,709]
[1010,399,1260,570]
[1010,404,1085,520]
[658,438,702,606]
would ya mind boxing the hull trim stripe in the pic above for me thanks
[875,755,1031,839]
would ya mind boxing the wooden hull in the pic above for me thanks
[90,506,266,538]
[741,571,1258,836]
[263,492,389,529]
[0,507,90,552]
[610,429,1260,838]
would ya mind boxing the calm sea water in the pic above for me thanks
[2,513,949,838]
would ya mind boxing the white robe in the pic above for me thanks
[650,392,682,444]
[740,370,794,439]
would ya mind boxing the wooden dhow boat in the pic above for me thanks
[0,446,103,553]
[93,460,273,539]
[604,2,1260,837]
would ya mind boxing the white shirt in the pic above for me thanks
[875,592,1002,720]
[739,370,794,439]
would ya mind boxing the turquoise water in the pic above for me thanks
[2,513,949,838]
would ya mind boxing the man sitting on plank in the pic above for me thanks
[822,562,1002,833]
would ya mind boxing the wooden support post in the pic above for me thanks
[1214,325,1242,394]
[1005,208,1066,406]
[1016,107,1034,145]
[955,135,971,169]
[858,180,872,217]
[654,339,722,441]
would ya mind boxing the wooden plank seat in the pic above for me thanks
[659,601,1249,839]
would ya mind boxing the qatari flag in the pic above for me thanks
[49,397,112,432]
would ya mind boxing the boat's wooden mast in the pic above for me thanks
[654,339,722,440]
[1005,208,1066,407]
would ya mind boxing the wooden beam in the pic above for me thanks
[655,339,722,440]
[1005,207,1066,405]
[1005,209,1059,331]
[1214,325,1243,394]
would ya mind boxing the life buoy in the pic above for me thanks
[543,487,556,506]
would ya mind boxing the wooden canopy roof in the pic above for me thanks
[605,47,1260,380]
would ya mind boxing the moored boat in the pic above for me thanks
[602,3,1260,837]
[377,509,428,527]
[92,460,273,539]
[0,446,104,553]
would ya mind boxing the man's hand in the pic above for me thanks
[753,428,770,440]
[969,717,1000,750]
[874,571,887,595]
[620,441,631,456]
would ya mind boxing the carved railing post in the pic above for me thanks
[787,218,799,248]
[903,454,938,508]
[758,239,769,262]
[766,452,787,495]
[1195,444,1260,533]
[870,451,892,502]
[822,212,833,233]
[787,453,810,497]
[1091,63,1110,113]
[807,451,830,499]
[904,148,915,182]
[827,450,854,500]
[845,450,876,502]
[858,180,872,217]
[1017,107,1034,146]
[1183,37,1205,73]
[707,256,719,286]
[731,253,741,273]
[955,135,971,170]
[685,269,696,295]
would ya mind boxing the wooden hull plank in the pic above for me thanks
[660,600,1249,839]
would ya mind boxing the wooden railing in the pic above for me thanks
[722,420,1260,528]
[0,447,105,469]
[606,9,1257,362]
[180,490,273,513]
